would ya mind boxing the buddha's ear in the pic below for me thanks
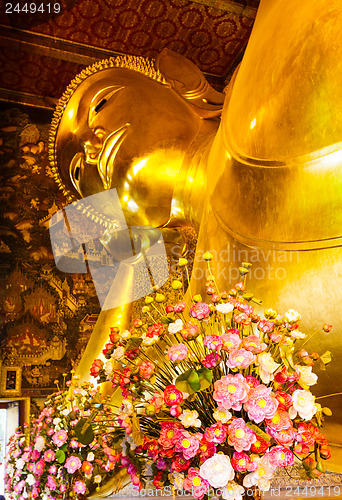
[155,47,224,118]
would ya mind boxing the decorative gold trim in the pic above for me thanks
[1,366,22,397]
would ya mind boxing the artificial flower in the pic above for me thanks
[200,454,234,488]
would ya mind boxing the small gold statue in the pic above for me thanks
[50,0,342,470]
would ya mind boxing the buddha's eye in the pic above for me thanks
[94,98,107,114]
[89,86,124,126]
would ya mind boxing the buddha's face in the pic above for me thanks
[55,67,200,227]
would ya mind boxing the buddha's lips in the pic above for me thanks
[98,123,130,189]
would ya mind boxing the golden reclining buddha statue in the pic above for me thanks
[49,0,342,472]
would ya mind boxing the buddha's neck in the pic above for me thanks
[166,121,218,231]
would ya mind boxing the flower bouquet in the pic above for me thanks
[5,377,125,500]
[91,259,333,499]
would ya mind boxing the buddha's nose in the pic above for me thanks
[83,128,105,164]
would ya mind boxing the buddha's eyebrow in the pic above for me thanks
[88,86,124,126]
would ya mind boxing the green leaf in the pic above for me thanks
[320,351,332,370]
[175,368,200,394]
[75,418,95,445]
[197,367,213,391]
[125,337,143,350]
[279,344,295,373]
[246,422,271,442]
[322,407,332,416]
[55,449,65,464]
[131,415,144,446]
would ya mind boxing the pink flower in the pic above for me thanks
[242,335,267,353]
[227,418,256,452]
[221,331,241,352]
[13,480,25,494]
[158,421,182,450]
[49,464,57,474]
[234,312,251,325]
[175,430,200,459]
[65,456,82,474]
[203,335,223,351]
[243,385,279,424]
[168,343,188,362]
[70,439,79,449]
[257,320,274,333]
[267,426,296,447]
[204,422,227,444]
[149,392,164,411]
[213,374,250,411]
[74,480,86,495]
[190,302,210,320]
[202,352,220,368]
[267,446,294,468]
[35,459,45,476]
[265,409,292,432]
[46,428,54,436]
[47,475,57,490]
[22,451,31,462]
[181,322,199,340]
[183,467,209,499]
[174,301,186,313]
[139,360,155,379]
[27,462,35,472]
[227,348,255,369]
[43,449,55,462]
[52,429,68,447]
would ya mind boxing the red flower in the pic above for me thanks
[275,391,292,410]
[146,322,164,338]
[102,341,114,356]
[171,454,190,471]
[90,359,103,377]
[250,436,269,454]
[164,385,183,406]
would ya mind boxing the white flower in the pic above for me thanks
[173,472,184,489]
[142,336,158,346]
[213,407,232,423]
[256,353,281,384]
[87,452,95,461]
[94,475,102,483]
[16,458,25,470]
[34,435,45,451]
[122,399,134,415]
[222,481,245,500]
[53,417,61,426]
[292,389,317,420]
[112,346,125,360]
[284,309,301,323]
[27,474,36,486]
[243,456,274,491]
[168,319,183,334]
[216,303,234,314]
[296,365,318,387]
[121,329,131,339]
[179,409,201,428]
[62,408,70,416]
[104,360,113,376]
[200,454,235,488]
[6,463,14,475]
[291,330,306,339]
